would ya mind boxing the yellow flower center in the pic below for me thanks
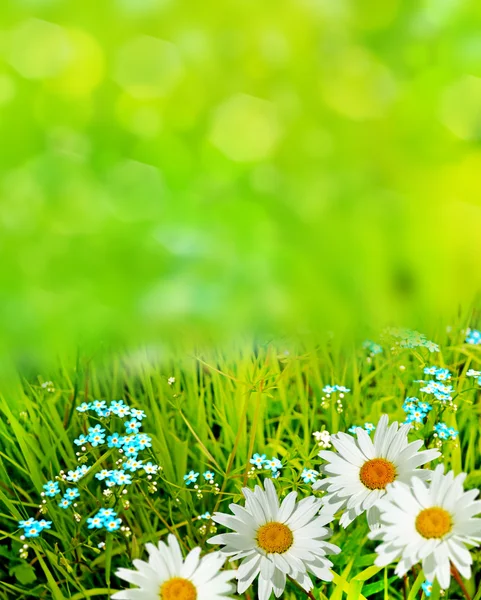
[415,507,452,539]
[359,458,396,490]
[160,577,197,600]
[257,522,293,554]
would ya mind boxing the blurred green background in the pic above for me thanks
[1,0,481,358]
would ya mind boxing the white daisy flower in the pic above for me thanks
[112,534,235,600]
[369,464,481,589]
[207,478,340,600]
[313,414,440,527]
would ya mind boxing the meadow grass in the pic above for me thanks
[0,321,480,600]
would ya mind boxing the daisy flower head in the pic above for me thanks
[314,414,441,527]
[208,478,340,600]
[112,534,235,600]
[369,464,481,589]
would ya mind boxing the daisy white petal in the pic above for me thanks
[113,535,234,600]
[370,464,481,589]
[208,479,338,599]
[314,414,440,528]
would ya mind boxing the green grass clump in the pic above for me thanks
[0,321,480,600]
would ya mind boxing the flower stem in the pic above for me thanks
[287,576,316,599]
[402,574,408,600]
[451,563,472,600]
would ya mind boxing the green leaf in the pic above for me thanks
[353,565,383,582]
[11,563,37,585]
[363,575,398,597]
[407,569,424,600]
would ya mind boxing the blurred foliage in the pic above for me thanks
[1,0,481,359]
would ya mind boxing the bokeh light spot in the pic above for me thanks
[209,94,281,162]
[106,160,165,221]
[7,19,72,80]
[114,36,183,99]
[116,0,171,15]
[322,48,397,120]
[440,76,481,140]
[0,74,16,105]
[49,29,104,96]
[116,94,162,138]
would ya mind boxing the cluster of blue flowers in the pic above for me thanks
[466,328,481,345]
[387,328,440,353]
[433,422,459,441]
[184,470,216,485]
[402,397,432,424]
[76,399,146,420]
[249,454,283,478]
[322,385,350,395]
[16,398,159,541]
[415,366,454,403]
[74,401,158,490]
[467,369,481,386]
[43,479,82,510]
[87,508,122,532]
[65,465,91,483]
[18,518,52,539]
[362,340,383,355]
[423,366,451,381]
[301,468,319,484]
[348,423,376,435]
